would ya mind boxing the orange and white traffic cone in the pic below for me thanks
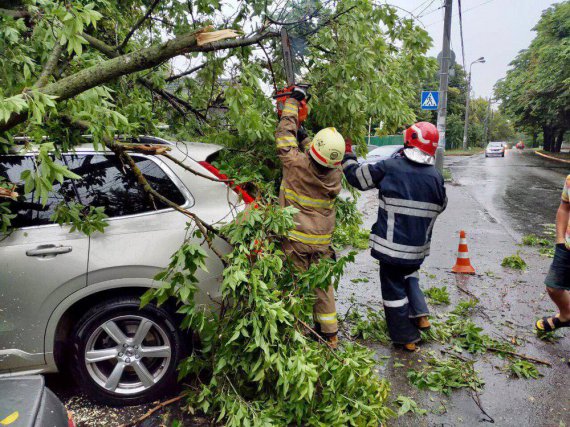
[451,230,476,274]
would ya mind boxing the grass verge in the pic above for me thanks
[444,149,484,156]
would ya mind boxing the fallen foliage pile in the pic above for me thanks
[144,202,394,426]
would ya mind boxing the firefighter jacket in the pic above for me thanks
[276,99,342,246]
[342,150,447,265]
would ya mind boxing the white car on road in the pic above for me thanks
[485,141,506,157]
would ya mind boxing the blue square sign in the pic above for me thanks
[421,91,439,110]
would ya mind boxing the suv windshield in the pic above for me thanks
[488,142,503,148]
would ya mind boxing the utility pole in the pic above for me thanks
[434,0,453,172]
[483,97,492,144]
[462,57,485,150]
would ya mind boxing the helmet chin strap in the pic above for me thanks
[403,146,435,165]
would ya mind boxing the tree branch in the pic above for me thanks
[0,7,30,18]
[137,77,209,123]
[34,42,64,89]
[258,42,277,92]
[83,33,208,125]
[160,152,233,183]
[165,63,207,82]
[118,395,184,427]
[1,28,278,133]
[109,141,228,264]
[61,115,229,261]
[300,6,357,38]
[118,0,162,53]
[486,347,551,366]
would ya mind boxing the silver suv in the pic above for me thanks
[0,137,243,405]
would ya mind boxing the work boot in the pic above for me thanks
[416,316,431,330]
[325,335,339,350]
[403,343,417,352]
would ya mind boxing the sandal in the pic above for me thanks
[535,314,570,332]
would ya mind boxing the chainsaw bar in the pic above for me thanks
[281,27,296,87]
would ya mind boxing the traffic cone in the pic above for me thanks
[452,230,476,274]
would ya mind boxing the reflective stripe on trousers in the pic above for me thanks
[288,229,332,245]
[281,186,334,209]
[282,239,338,335]
[315,311,337,324]
[380,262,429,344]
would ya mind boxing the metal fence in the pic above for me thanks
[366,135,404,146]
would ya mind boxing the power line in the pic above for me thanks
[411,0,434,14]
[457,0,466,70]
[462,0,496,15]
[418,0,445,18]
[417,0,439,18]
[425,0,496,27]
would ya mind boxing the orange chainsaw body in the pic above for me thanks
[276,86,308,125]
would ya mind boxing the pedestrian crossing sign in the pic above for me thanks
[421,91,439,110]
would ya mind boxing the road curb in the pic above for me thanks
[534,150,570,164]
[445,150,484,157]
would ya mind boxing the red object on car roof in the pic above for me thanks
[198,161,255,204]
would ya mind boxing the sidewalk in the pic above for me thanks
[338,181,569,426]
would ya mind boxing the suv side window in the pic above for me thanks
[0,156,76,228]
[67,154,186,217]
[0,153,187,228]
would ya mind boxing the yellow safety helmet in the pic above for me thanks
[309,127,345,168]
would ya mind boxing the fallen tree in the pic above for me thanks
[0,0,434,424]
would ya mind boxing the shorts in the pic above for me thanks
[544,244,570,290]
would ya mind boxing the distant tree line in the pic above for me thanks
[412,63,516,150]
[495,2,569,152]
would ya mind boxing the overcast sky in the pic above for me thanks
[390,0,560,99]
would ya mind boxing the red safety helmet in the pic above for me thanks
[404,122,439,159]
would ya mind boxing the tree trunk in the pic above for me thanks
[543,126,554,152]
[554,129,565,153]
[0,29,276,133]
[532,131,538,148]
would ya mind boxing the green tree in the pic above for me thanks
[495,2,570,152]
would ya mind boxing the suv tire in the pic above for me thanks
[70,297,187,406]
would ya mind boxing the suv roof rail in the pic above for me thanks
[9,135,175,146]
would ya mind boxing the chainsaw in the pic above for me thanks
[273,27,310,124]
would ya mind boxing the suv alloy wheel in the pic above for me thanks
[71,297,188,405]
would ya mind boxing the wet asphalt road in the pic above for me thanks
[49,149,569,426]
[447,149,568,240]
[339,149,569,426]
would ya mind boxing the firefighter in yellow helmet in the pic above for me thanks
[275,86,346,348]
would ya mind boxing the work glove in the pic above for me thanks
[290,86,307,102]
[345,138,353,154]
[297,126,308,143]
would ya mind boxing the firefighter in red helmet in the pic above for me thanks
[342,122,447,351]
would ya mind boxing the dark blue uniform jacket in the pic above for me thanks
[342,150,447,266]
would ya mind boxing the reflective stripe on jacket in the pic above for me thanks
[276,99,342,246]
[342,151,447,265]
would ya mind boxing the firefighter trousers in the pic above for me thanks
[379,262,429,345]
[282,239,338,336]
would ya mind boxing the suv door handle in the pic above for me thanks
[26,244,73,257]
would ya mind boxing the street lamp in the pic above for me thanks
[462,57,486,150]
